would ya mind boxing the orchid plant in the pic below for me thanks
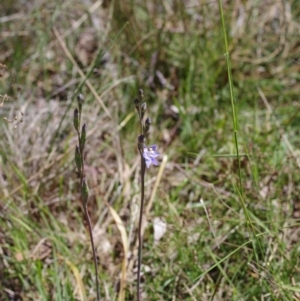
[72,90,159,301]
[73,94,100,301]
[135,89,160,301]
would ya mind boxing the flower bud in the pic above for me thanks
[141,102,147,119]
[139,89,144,99]
[80,123,87,153]
[134,98,140,107]
[134,98,140,113]
[75,145,82,173]
[144,117,151,133]
[81,176,89,205]
[73,108,80,131]
[138,134,146,152]
[77,94,84,112]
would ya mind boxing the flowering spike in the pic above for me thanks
[80,123,87,153]
[82,176,89,205]
[75,145,82,173]
[73,108,80,131]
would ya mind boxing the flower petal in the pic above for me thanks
[145,158,152,168]
[149,144,157,151]
[151,157,159,166]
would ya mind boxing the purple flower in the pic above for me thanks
[143,144,160,168]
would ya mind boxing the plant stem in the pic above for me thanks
[83,205,101,301]
[217,0,265,265]
[217,0,242,193]
[77,128,100,301]
[137,155,146,301]
[139,105,143,135]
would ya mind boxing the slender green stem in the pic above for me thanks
[217,0,242,193]
[137,156,145,301]
[217,0,265,265]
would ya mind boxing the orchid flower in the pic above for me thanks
[143,144,160,168]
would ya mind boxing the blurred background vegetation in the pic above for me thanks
[1,0,300,300]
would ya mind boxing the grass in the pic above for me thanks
[1,0,300,300]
